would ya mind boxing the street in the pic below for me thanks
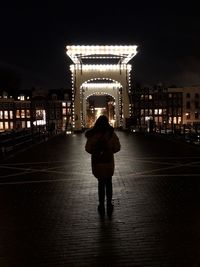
[0,131,200,266]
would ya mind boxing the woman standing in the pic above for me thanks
[85,115,121,215]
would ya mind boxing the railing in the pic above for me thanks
[0,128,49,159]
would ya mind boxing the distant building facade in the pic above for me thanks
[131,85,200,132]
[0,88,72,133]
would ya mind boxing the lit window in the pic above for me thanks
[18,95,25,101]
[27,121,31,128]
[21,110,25,118]
[4,111,8,119]
[33,109,46,125]
[62,108,66,115]
[5,122,9,130]
[62,102,66,107]
[0,111,3,119]
[16,110,20,118]
[22,121,26,128]
[9,111,13,119]
[10,122,13,129]
[0,122,3,130]
[26,110,30,118]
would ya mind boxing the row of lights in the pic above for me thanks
[70,64,132,71]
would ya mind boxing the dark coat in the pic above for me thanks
[85,126,121,179]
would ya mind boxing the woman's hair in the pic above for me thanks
[85,115,113,137]
[92,115,112,132]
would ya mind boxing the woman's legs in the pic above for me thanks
[98,179,105,207]
[105,177,113,206]
[98,177,113,214]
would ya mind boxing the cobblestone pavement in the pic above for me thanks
[0,131,200,267]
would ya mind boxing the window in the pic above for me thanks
[4,111,8,119]
[18,95,25,100]
[16,110,20,118]
[26,110,30,118]
[186,112,190,119]
[21,121,26,128]
[0,111,3,119]
[62,108,66,115]
[186,102,190,109]
[154,109,158,115]
[21,110,25,118]
[4,122,9,130]
[9,111,13,119]
[178,117,181,124]
[163,109,167,115]
[195,112,199,119]
[195,102,199,109]
[27,121,31,128]
[186,93,190,98]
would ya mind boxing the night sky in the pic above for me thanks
[0,1,200,89]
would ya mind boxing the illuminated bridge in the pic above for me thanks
[66,45,138,131]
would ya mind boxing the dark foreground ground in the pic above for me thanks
[0,131,200,267]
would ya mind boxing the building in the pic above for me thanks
[0,88,72,133]
[131,85,200,133]
[168,86,200,130]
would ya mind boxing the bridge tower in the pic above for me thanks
[66,45,138,131]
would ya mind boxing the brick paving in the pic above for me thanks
[0,131,200,267]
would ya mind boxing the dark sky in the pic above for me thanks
[0,1,200,89]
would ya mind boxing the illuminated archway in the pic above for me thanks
[66,45,138,130]
[85,91,116,128]
[81,78,122,128]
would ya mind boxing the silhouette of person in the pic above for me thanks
[85,115,121,215]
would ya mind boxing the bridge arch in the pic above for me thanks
[81,78,122,128]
